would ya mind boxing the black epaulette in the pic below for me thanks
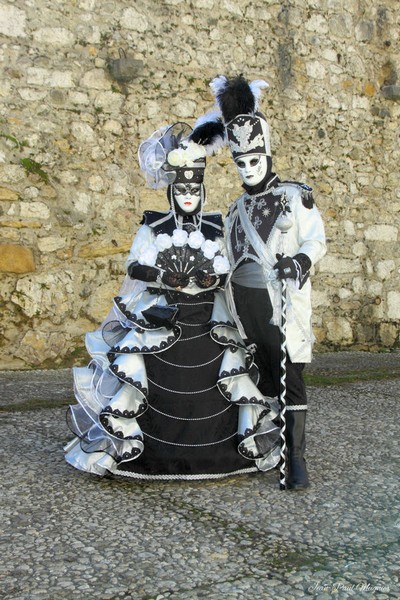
[281,181,315,209]
[141,211,176,234]
[200,212,224,239]
[141,210,170,225]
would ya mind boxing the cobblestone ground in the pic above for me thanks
[0,353,399,599]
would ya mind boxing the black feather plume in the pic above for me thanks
[215,74,255,123]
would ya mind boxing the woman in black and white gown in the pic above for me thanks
[64,122,280,480]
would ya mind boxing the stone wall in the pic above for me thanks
[0,0,399,369]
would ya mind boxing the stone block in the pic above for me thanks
[93,91,124,113]
[306,14,328,34]
[32,27,75,46]
[379,323,399,347]
[306,61,326,80]
[353,96,370,110]
[245,4,273,20]
[0,244,35,273]
[322,49,338,62]
[223,0,243,17]
[86,280,120,322]
[146,101,162,119]
[367,279,383,295]
[71,121,96,142]
[100,198,127,220]
[20,202,51,220]
[319,255,362,274]
[0,187,19,202]
[103,120,123,136]
[0,165,26,185]
[328,14,352,37]
[172,99,197,119]
[88,175,104,192]
[338,287,352,299]
[355,20,374,42]
[312,290,329,308]
[364,224,398,241]
[78,24,101,45]
[387,291,400,320]
[11,271,75,319]
[14,330,69,366]
[313,327,326,345]
[26,67,74,88]
[0,230,19,241]
[78,239,131,259]
[72,193,92,214]
[80,69,110,91]
[381,85,400,102]
[344,220,355,235]
[376,260,395,280]
[18,88,48,102]
[37,236,66,253]
[363,82,376,97]
[325,317,353,344]
[120,7,149,31]
[0,220,41,229]
[355,322,379,345]
[56,248,73,260]
[0,5,26,37]
[54,139,71,153]
[352,242,367,257]
[69,91,90,105]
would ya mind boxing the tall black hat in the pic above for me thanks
[210,74,271,161]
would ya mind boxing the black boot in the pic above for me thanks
[286,410,310,490]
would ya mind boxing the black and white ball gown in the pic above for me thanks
[64,211,280,480]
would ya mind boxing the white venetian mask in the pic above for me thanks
[235,154,268,186]
[173,183,202,215]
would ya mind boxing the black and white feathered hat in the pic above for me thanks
[210,74,271,161]
[138,118,225,189]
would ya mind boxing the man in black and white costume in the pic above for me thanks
[197,75,326,489]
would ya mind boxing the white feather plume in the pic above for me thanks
[249,79,270,111]
[193,110,222,128]
[205,131,226,155]
[209,75,228,99]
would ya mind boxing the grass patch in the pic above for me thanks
[0,398,73,413]
[304,367,400,387]
[20,157,49,184]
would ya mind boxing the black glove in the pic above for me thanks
[128,262,159,282]
[218,273,227,288]
[273,254,298,280]
[195,270,217,289]
[293,252,311,275]
[189,118,225,145]
[161,271,190,289]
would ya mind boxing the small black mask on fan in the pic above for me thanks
[142,305,179,329]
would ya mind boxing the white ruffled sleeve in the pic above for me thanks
[125,225,155,270]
